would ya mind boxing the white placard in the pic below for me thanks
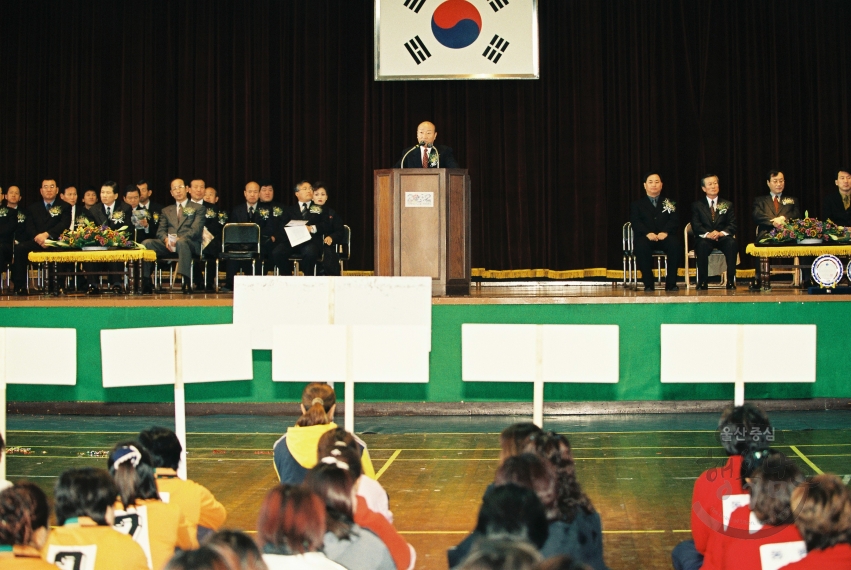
[233,276,332,349]
[178,324,254,383]
[273,325,348,382]
[722,494,751,530]
[759,541,807,570]
[661,325,816,384]
[352,325,430,383]
[541,325,619,383]
[405,192,434,207]
[101,328,176,388]
[5,328,77,385]
[376,0,539,80]
[462,324,538,381]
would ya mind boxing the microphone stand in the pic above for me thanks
[399,144,421,169]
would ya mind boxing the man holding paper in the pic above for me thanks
[264,180,326,276]
[141,178,206,294]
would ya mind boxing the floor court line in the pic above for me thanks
[789,445,825,474]
[375,449,401,480]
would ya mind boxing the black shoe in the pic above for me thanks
[726,282,736,290]
[141,280,154,295]
[665,284,679,291]
[643,283,655,291]
[697,282,708,290]
[220,286,233,293]
[111,284,124,294]
[748,281,761,291]
[86,284,101,295]
[14,287,28,296]
[181,282,192,295]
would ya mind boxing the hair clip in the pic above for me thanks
[311,397,324,406]
[112,445,142,468]
[320,456,349,470]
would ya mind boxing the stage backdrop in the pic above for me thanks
[1,1,851,275]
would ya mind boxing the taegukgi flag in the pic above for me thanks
[375,0,539,80]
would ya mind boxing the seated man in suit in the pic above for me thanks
[257,179,284,270]
[822,168,851,229]
[394,121,460,169]
[123,185,153,242]
[188,179,225,292]
[0,187,16,281]
[11,179,72,295]
[630,171,681,291]
[58,185,95,292]
[89,181,134,293]
[263,180,326,276]
[751,170,805,289]
[136,179,163,238]
[691,174,738,290]
[221,181,265,292]
[141,178,206,294]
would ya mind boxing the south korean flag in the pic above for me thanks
[375,0,539,80]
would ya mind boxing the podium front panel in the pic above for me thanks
[400,174,442,278]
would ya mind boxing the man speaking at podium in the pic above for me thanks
[394,121,460,168]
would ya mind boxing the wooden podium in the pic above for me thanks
[374,168,471,296]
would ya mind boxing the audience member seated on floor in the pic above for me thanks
[448,483,549,568]
[700,450,804,570]
[304,462,395,570]
[524,433,608,570]
[108,441,198,569]
[165,544,242,570]
[671,403,773,570]
[205,529,268,570]
[534,555,593,570]
[273,383,375,485]
[318,428,387,521]
[0,483,55,569]
[319,446,414,570]
[256,484,345,570]
[0,434,10,492]
[138,427,227,543]
[43,466,149,570]
[780,473,851,569]
[457,537,543,570]
[477,422,545,501]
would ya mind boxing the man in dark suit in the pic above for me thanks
[89,181,134,293]
[0,187,16,278]
[753,170,801,239]
[393,121,460,168]
[58,184,95,292]
[691,174,738,290]
[822,168,851,228]
[141,178,206,294]
[135,179,163,240]
[630,171,681,291]
[257,179,284,269]
[220,181,265,292]
[263,180,326,276]
[11,179,72,295]
[189,179,225,291]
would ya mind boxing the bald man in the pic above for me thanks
[394,121,459,168]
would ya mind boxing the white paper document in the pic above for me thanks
[284,222,311,246]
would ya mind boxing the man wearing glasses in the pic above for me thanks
[140,178,206,294]
[11,179,72,295]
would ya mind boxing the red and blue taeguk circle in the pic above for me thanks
[431,0,482,49]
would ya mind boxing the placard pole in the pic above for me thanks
[533,327,544,428]
[344,326,355,433]
[174,329,188,480]
[734,326,746,407]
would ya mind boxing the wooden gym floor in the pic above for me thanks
[5,412,850,570]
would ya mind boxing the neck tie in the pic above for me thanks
[422,147,429,168]
[106,206,111,219]
[46,202,51,211]
[301,203,309,220]
[773,196,780,215]
[249,206,255,222]
[650,197,657,207]
[177,204,184,224]
[844,194,850,210]
[711,200,716,221]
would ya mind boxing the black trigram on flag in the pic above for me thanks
[404,36,432,65]
[482,35,509,63]
[403,0,427,13]
[488,0,509,12]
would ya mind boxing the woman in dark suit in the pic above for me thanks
[0,187,16,278]
[313,182,346,276]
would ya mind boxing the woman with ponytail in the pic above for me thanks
[108,441,197,569]
[273,383,374,485]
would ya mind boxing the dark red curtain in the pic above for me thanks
[2,1,850,272]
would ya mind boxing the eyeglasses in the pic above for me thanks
[42,184,57,189]
[171,185,186,191]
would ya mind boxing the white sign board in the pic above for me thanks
[101,327,176,388]
[273,325,348,382]
[3,328,77,385]
[178,324,254,383]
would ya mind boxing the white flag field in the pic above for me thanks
[375,0,539,80]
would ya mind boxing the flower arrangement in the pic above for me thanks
[45,221,139,249]
[758,212,851,244]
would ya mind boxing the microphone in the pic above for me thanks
[399,144,420,169]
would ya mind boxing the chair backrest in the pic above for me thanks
[222,223,260,252]
[622,222,633,253]
[337,224,351,261]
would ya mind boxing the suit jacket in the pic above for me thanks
[0,204,16,246]
[70,205,96,229]
[24,199,72,240]
[394,144,459,168]
[192,199,226,255]
[630,195,679,238]
[90,201,134,234]
[7,206,27,242]
[321,206,346,245]
[155,201,206,248]
[262,202,328,246]
[822,191,851,227]
[692,198,737,237]
[753,194,801,236]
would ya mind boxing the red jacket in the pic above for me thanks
[779,543,851,569]
[702,505,803,570]
[691,455,746,553]
[354,495,413,570]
